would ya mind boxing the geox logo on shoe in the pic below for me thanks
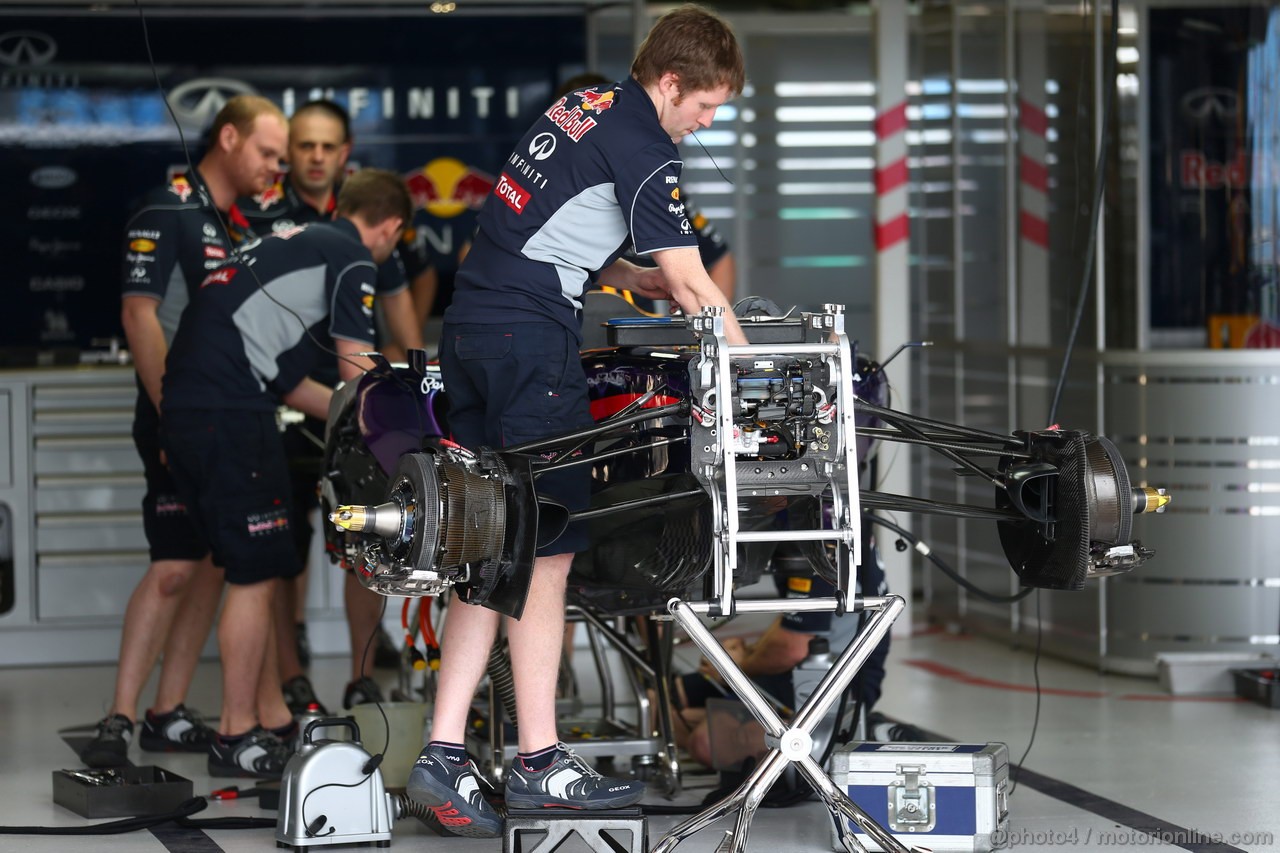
[608,786,628,792]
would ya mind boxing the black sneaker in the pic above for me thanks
[406,744,501,838]
[139,705,215,753]
[867,712,929,743]
[342,676,384,709]
[282,675,329,716]
[207,728,293,780]
[505,743,645,810]
[79,714,133,768]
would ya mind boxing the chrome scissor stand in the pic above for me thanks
[653,307,919,853]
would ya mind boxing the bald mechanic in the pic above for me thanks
[405,4,748,837]
[160,169,409,779]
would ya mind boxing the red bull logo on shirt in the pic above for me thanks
[168,176,193,202]
[404,157,494,219]
[254,180,286,211]
[544,96,599,143]
[578,88,615,114]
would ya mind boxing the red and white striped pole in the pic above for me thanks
[872,0,911,634]
[1017,8,1051,347]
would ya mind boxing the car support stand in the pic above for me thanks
[656,596,906,853]
[651,306,919,853]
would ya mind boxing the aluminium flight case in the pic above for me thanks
[830,742,1010,852]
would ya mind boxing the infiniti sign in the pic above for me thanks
[169,77,258,128]
[0,30,56,66]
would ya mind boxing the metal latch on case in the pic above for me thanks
[888,764,936,832]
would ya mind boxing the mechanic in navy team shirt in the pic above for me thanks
[159,169,410,780]
[239,99,422,716]
[80,95,287,770]
[405,4,749,836]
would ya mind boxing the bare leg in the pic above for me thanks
[151,555,223,714]
[109,557,203,722]
[218,578,277,735]
[256,597,293,732]
[275,574,304,683]
[430,592,501,744]
[506,553,572,752]
[344,570,383,681]
[293,568,309,623]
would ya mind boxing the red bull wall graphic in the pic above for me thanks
[1147,7,1280,347]
[0,11,584,354]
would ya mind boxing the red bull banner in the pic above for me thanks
[0,10,585,353]
[1147,7,1280,347]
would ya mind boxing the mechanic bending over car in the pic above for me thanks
[157,169,410,780]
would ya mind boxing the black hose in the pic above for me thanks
[865,515,1034,604]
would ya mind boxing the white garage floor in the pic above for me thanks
[0,618,1276,853]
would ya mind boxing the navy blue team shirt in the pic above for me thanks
[446,77,700,341]
[122,170,254,345]
[162,218,376,413]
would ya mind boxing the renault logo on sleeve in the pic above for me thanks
[529,132,557,161]
[203,223,218,238]
[0,31,57,66]
[169,78,258,128]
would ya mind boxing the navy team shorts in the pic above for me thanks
[440,320,594,556]
[132,394,209,562]
[161,408,304,585]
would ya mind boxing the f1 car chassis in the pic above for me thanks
[323,302,1168,853]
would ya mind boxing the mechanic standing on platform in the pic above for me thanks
[406,4,749,836]
[160,169,410,779]
[81,95,287,769]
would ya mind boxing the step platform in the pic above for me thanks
[503,806,647,853]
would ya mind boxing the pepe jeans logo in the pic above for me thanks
[0,31,56,66]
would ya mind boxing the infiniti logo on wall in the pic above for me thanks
[169,77,258,128]
[0,31,57,66]
[30,166,77,190]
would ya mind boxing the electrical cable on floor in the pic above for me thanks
[1016,0,1120,788]
[1008,590,1043,795]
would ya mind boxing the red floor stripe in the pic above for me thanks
[905,658,1251,702]
[905,658,1108,698]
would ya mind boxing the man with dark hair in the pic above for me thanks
[81,94,287,769]
[240,99,423,715]
[405,4,747,836]
[160,168,409,779]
